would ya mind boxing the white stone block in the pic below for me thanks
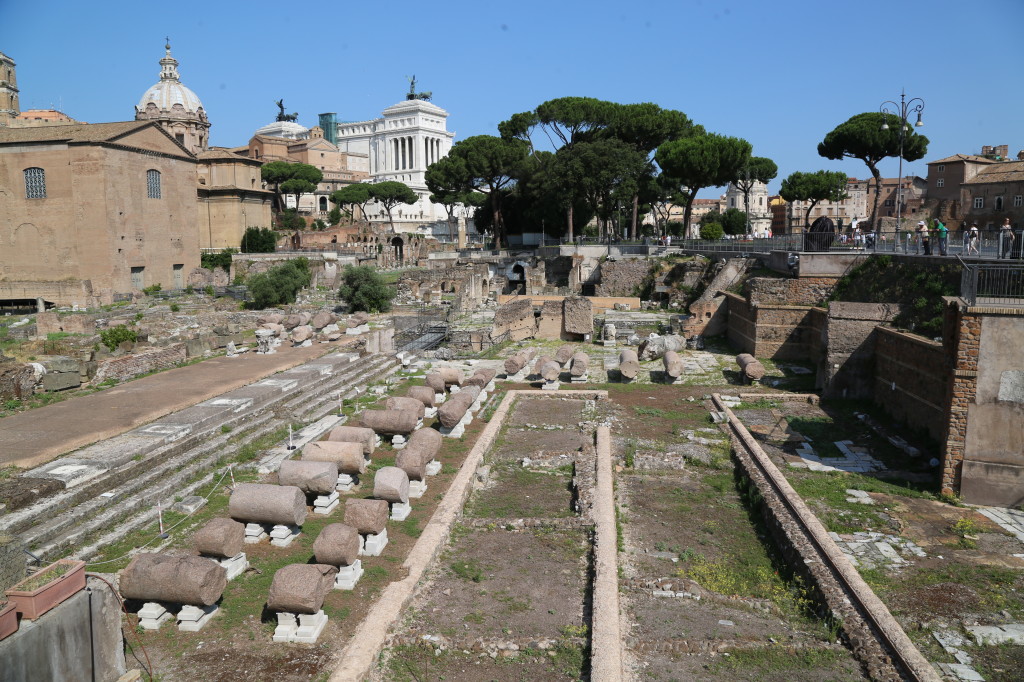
[337,473,355,492]
[390,501,412,521]
[138,602,172,630]
[392,435,408,450]
[424,406,438,419]
[334,560,363,590]
[244,522,268,544]
[440,422,465,438]
[314,492,340,515]
[218,552,249,581]
[360,529,388,556]
[177,603,218,632]
[542,381,560,391]
[425,460,441,476]
[269,524,301,547]
[408,480,426,498]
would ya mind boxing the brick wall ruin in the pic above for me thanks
[873,327,948,444]
[593,259,650,297]
[746,276,839,307]
[91,343,187,385]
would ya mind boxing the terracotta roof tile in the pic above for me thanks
[0,120,152,144]
[963,160,1024,184]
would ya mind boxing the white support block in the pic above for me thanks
[392,434,408,450]
[333,560,363,590]
[269,524,301,548]
[440,422,465,438]
[542,381,560,391]
[244,522,268,544]
[424,406,438,419]
[390,501,412,521]
[570,374,589,383]
[216,552,249,581]
[360,528,389,556]
[425,460,441,476]
[449,385,461,394]
[434,393,446,404]
[314,492,340,515]
[408,480,427,499]
[138,602,173,630]
[336,473,355,492]
[374,435,383,448]
[177,603,218,632]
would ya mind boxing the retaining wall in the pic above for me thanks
[873,327,948,443]
[91,343,187,385]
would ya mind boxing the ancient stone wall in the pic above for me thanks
[0,533,25,591]
[91,343,186,384]
[724,293,819,360]
[873,327,948,444]
[35,312,99,336]
[747,276,839,307]
[822,303,902,400]
[593,259,650,297]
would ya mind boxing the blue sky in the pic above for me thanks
[3,0,1022,198]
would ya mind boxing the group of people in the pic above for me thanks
[915,218,1016,258]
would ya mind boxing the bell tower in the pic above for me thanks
[0,51,20,126]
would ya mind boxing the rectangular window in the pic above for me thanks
[147,169,161,199]
[1014,195,1023,207]
[24,167,46,199]
[974,197,984,209]
[936,178,944,188]
[937,164,945,172]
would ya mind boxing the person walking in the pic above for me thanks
[936,219,948,256]
[968,223,980,255]
[999,218,1015,259]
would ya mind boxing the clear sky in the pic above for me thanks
[3,0,1022,198]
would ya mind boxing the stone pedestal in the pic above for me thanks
[337,473,356,492]
[273,610,328,644]
[214,552,248,581]
[602,340,616,348]
[360,529,388,556]
[440,423,465,438]
[314,492,340,515]
[390,502,412,521]
[374,435,383,448]
[449,385,461,394]
[270,524,301,548]
[334,560,363,591]
[408,480,427,499]
[570,374,588,384]
[542,380,560,391]
[392,435,408,450]
[434,393,446,404]
[424,406,438,419]
[138,602,173,630]
[425,460,441,476]
[244,522,268,544]
[178,603,218,632]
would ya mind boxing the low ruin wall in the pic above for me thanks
[724,292,821,360]
[495,294,639,313]
[91,343,187,385]
[746,276,839,307]
[873,327,948,443]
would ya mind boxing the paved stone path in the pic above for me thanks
[0,340,352,469]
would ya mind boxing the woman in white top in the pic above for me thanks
[968,224,980,255]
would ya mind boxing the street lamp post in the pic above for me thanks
[879,90,924,248]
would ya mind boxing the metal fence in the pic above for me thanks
[392,305,449,351]
[959,258,1024,307]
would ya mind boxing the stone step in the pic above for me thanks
[278,354,396,419]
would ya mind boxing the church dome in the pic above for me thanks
[135,42,206,121]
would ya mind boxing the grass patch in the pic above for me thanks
[465,464,574,519]
[710,645,849,674]
[450,559,486,583]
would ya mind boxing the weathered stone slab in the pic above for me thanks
[228,483,307,526]
[344,498,389,534]
[267,564,337,614]
[194,518,245,559]
[313,523,360,567]
[562,297,593,335]
[120,553,227,606]
[278,460,339,495]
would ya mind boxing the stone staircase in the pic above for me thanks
[0,350,401,562]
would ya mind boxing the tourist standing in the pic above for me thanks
[936,219,948,256]
[917,221,931,255]
[999,218,1015,259]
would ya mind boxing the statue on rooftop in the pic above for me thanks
[275,99,299,122]
[405,76,432,102]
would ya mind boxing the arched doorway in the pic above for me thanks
[390,235,405,263]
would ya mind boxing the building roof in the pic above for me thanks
[15,109,78,122]
[196,147,254,162]
[0,120,153,144]
[964,160,1024,185]
[927,154,995,166]
[254,120,309,139]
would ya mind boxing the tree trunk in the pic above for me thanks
[631,193,639,241]
[868,164,882,232]
[491,192,503,248]
[804,200,818,230]
[682,187,699,239]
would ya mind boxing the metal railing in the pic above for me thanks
[959,257,1024,307]
[392,305,449,352]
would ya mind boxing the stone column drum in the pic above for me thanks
[736,353,766,382]
[663,350,683,380]
[424,372,446,394]
[406,385,436,407]
[438,392,474,428]
[540,359,561,382]
[312,524,361,567]
[436,367,463,387]
[385,396,426,420]
[194,518,245,559]
[302,441,366,475]
[618,349,641,380]
[555,345,575,365]
[359,409,418,436]
[570,352,589,377]
[278,460,339,495]
[327,425,377,456]
[344,498,389,535]
[267,564,337,614]
[228,483,307,526]
[404,428,442,465]
[120,554,227,606]
[373,466,410,504]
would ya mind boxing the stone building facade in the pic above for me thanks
[961,158,1024,231]
[0,121,201,306]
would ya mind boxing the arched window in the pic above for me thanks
[147,169,162,199]
[319,196,328,211]
[995,196,1004,210]
[24,167,46,199]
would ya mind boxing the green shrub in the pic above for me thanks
[200,248,236,272]
[247,258,311,309]
[700,222,724,240]
[204,285,215,297]
[169,303,180,312]
[338,265,396,313]
[142,283,162,295]
[100,325,138,351]
[240,227,278,253]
